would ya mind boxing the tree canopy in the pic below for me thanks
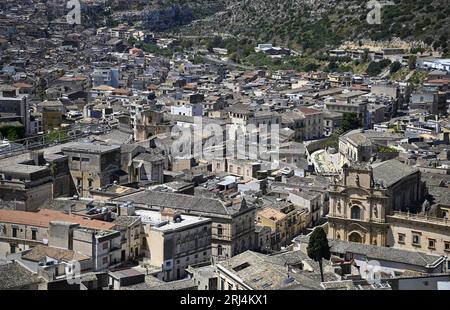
[306,227,331,282]
[342,113,363,132]
[390,61,402,74]
[307,227,331,262]
[366,59,391,76]
[307,226,331,282]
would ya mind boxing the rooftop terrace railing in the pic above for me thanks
[389,211,449,226]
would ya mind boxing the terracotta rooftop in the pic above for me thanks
[298,107,322,115]
[243,71,257,78]
[148,84,159,91]
[427,79,450,84]
[130,48,143,55]
[92,85,115,91]
[22,245,90,262]
[112,88,132,95]
[0,209,115,230]
[13,83,33,88]
[258,207,286,221]
[58,76,87,82]
[207,95,220,101]
[183,83,197,90]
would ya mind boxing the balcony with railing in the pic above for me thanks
[388,211,450,227]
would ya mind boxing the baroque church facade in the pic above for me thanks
[327,159,426,246]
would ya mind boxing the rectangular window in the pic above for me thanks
[428,239,436,249]
[398,233,405,244]
[12,227,18,238]
[444,242,450,252]
[103,242,109,250]
[81,158,90,163]
[412,233,421,246]
[102,256,108,264]
[72,156,80,161]
[31,229,37,241]
[10,244,16,254]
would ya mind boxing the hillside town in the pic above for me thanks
[1,0,450,291]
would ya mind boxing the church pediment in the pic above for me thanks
[341,187,371,198]
[347,222,368,233]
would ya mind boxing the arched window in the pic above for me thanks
[217,225,223,237]
[351,206,362,220]
[348,232,363,243]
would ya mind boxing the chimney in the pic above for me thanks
[119,202,135,216]
[48,221,79,250]
[67,203,74,215]
[32,151,45,166]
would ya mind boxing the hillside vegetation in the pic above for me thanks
[163,0,450,55]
